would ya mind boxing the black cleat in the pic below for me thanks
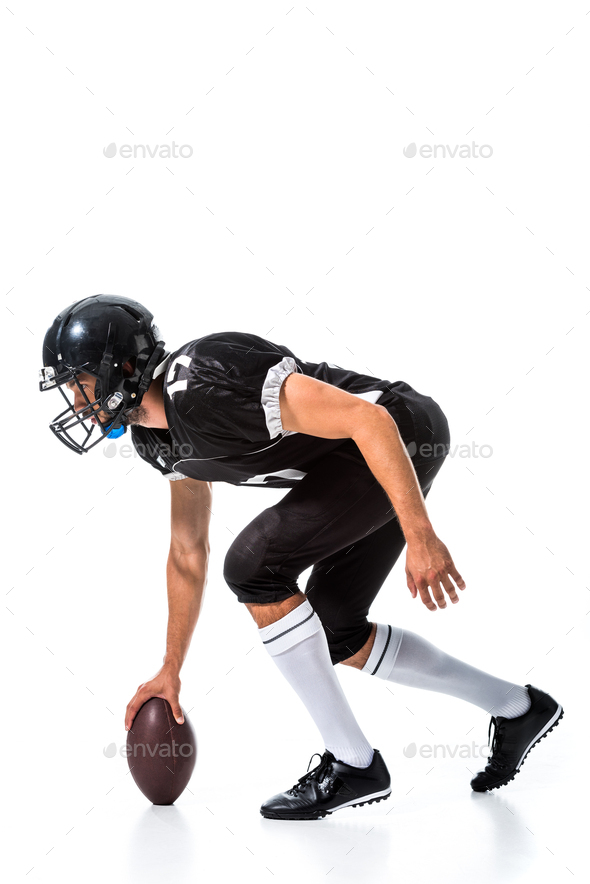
[260,748,391,820]
[470,684,564,792]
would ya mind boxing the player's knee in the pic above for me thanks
[223,517,266,583]
[223,516,295,604]
[223,543,259,601]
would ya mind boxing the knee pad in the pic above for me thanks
[223,521,298,605]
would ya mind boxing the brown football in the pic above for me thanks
[126,698,197,805]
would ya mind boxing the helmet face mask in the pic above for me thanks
[39,295,166,454]
[42,366,128,453]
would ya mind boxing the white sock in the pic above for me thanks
[258,600,374,768]
[362,623,532,719]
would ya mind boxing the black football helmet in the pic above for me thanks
[39,294,166,454]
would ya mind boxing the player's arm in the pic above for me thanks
[125,478,212,730]
[164,477,212,672]
[279,373,433,539]
[279,373,465,610]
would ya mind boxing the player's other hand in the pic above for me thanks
[405,534,466,611]
[125,664,183,731]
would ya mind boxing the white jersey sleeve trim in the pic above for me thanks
[261,356,299,439]
[352,389,384,404]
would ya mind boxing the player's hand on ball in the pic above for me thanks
[125,665,183,731]
[405,534,465,611]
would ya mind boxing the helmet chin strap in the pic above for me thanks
[103,342,166,438]
[95,331,165,440]
[134,341,167,405]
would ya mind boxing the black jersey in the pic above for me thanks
[130,331,427,488]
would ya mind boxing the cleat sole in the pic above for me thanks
[261,790,392,820]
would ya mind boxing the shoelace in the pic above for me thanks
[288,752,333,796]
[487,717,510,771]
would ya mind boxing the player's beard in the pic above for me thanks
[124,403,150,426]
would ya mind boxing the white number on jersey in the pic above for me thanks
[167,355,192,397]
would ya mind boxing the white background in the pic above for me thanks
[2,2,588,882]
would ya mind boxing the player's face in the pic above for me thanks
[65,372,110,425]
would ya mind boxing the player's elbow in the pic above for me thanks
[351,402,395,441]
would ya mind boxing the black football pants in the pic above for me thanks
[223,400,450,665]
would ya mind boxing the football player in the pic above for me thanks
[40,295,563,819]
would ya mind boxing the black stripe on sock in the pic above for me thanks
[370,625,392,676]
[262,608,316,645]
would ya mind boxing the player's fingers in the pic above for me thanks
[125,696,141,731]
[441,573,460,604]
[170,700,184,725]
[406,568,418,599]
[427,571,447,609]
[416,577,437,612]
[451,565,466,591]
[125,685,152,730]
